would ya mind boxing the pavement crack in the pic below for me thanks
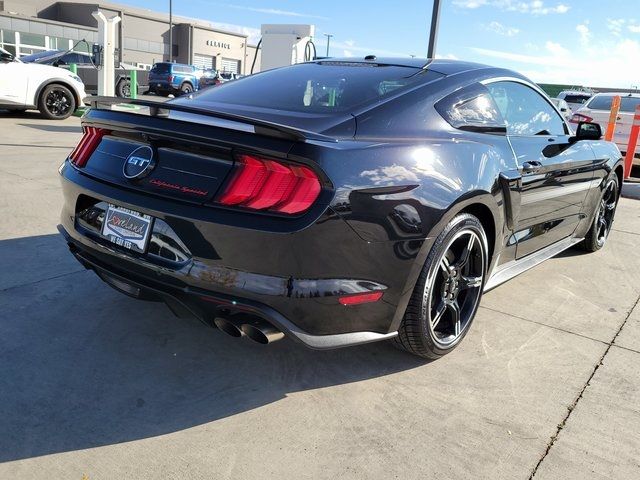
[0,269,86,293]
[528,292,640,479]
[480,305,609,346]
[612,228,640,237]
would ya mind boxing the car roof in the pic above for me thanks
[312,57,493,75]
[592,92,640,97]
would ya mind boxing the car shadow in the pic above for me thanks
[0,234,427,463]
[18,123,81,133]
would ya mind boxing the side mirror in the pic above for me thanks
[0,51,14,63]
[572,122,602,142]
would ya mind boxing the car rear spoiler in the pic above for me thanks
[86,96,338,143]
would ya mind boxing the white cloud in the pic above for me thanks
[454,0,569,15]
[607,18,626,36]
[344,39,356,47]
[343,49,354,57]
[208,22,261,44]
[485,21,520,36]
[213,3,329,20]
[435,53,459,60]
[629,23,640,33]
[544,40,568,56]
[471,37,640,88]
[576,24,591,45]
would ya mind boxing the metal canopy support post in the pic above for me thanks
[169,0,173,62]
[427,0,442,59]
[92,11,121,97]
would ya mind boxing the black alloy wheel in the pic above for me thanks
[395,213,488,359]
[582,176,619,252]
[39,84,75,120]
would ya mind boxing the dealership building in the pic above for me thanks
[0,0,261,73]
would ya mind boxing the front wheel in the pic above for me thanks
[394,213,488,359]
[38,84,75,120]
[581,175,619,252]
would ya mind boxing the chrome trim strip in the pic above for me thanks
[520,179,602,205]
[484,236,583,292]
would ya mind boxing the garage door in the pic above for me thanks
[193,54,214,70]
[220,58,240,74]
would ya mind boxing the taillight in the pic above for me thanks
[569,113,593,124]
[168,74,174,82]
[69,127,109,167]
[218,154,321,215]
[339,291,384,306]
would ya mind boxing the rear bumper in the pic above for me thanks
[58,162,417,348]
[60,226,397,349]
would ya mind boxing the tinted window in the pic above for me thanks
[563,94,591,105]
[151,63,170,74]
[436,83,505,133]
[194,62,443,113]
[487,81,566,136]
[587,95,640,113]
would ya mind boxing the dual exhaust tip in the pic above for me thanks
[213,314,284,345]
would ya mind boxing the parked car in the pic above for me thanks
[20,49,150,97]
[557,90,593,112]
[571,92,640,162]
[220,72,243,82]
[0,47,86,119]
[199,69,222,89]
[59,58,623,359]
[550,97,572,121]
[148,62,200,96]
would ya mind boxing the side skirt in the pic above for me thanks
[484,236,584,292]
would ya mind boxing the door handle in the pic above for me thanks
[522,161,542,174]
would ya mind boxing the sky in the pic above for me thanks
[122,0,640,88]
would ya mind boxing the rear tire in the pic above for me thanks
[116,79,131,98]
[394,213,488,359]
[38,84,75,120]
[581,175,619,252]
[179,83,193,95]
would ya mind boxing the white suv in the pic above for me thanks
[0,47,87,120]
[571,92,640,163]
[557,90,593,112]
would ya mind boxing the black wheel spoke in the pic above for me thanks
[460,275,483,290]
[455,234,475,269]
[431,301,447,329]
[450,301,461,337]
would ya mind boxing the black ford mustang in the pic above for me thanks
[59,58,622,359]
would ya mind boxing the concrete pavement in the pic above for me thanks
[0,111,639,479]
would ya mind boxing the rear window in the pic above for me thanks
[563,94,591,105]
[151,63,171,74]
[587,95,640,112]
[193,62,442,113]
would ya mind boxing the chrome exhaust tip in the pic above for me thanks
[241,319,285,344]
[213,316,244,338]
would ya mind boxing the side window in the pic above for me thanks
[435,83,506,133]
[487,81,567,136]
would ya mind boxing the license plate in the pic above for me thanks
[102,204,152,253]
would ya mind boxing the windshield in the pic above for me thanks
[193,62,441,113]
[151,63,171,74]
[587,95,640,113]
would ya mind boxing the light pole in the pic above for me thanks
[427,0,442,59]
[168,0,173,62]
[324,33,333,57]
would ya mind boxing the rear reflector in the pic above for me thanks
[69,127,109,167]
[218,154,321,215]
[339,291,384,306]
[569,113,593,124]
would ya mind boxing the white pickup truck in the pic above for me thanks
[0,47,87,120]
